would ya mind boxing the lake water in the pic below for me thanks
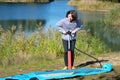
[0,0,104,31]
[0,0,74,32]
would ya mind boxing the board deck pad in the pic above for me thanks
[0,63,112,80]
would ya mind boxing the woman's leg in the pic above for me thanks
[71,39,76,66]
[62,39,76,66]
[62,39,68,66]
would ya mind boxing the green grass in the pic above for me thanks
[0,25,109,66]
[0,57,64,77]
[0,54,120,80]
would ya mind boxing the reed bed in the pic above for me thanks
[0,24,109,67]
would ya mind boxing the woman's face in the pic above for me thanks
[67,13,73,22]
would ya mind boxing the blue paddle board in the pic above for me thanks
[0,63,112,80]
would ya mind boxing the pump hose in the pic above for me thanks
[75,47,102,67]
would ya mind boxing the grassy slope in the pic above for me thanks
[0,53,120,80]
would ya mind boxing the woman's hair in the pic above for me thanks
[66,10,78,21]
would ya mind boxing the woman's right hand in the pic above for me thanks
[63,31,67,34]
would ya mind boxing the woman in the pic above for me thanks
[56,10,83,69]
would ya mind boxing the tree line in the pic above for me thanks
[99,0,120,2]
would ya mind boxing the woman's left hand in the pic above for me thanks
[71,31,76,34]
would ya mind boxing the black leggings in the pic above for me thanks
[62,39,76,66]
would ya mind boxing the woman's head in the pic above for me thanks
[66,10,78,22]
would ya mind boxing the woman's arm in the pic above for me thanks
[56,19,66,34]
[72,20,83,33]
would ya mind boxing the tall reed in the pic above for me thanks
[0,24,109,66]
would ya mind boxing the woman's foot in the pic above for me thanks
[63,66,76,70]
[63,66,67,70]
[72,66,76,69]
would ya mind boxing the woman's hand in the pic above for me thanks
[63,31,67,34]
[71,30,76,34]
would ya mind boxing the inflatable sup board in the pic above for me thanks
[0,63,112,80]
